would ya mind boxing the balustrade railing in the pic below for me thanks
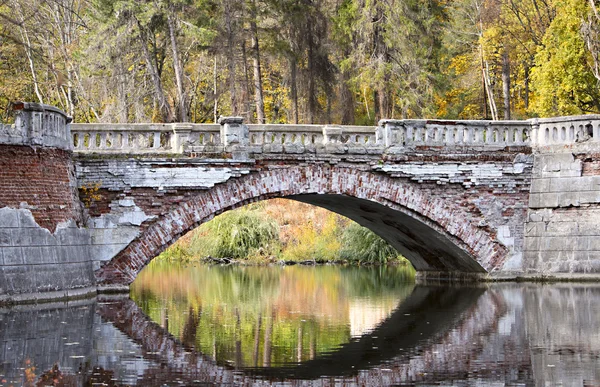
[246,124,377,151]
[532,115,600,146]
[68,115,600,156]
[379,119,530,147]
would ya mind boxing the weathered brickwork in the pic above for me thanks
[524,151,600,273]
[0,145,82,232]
[78,150,532,285]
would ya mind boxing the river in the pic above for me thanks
[1,263,599,386]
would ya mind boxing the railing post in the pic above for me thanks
[218,116,248,147]
[172,123,193,153]
[377,119,403,147]
[322,125,342,144]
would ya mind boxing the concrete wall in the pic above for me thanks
[0,207,95,302]
[524,150,600,274]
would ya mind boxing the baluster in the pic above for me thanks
[457,127,463,144]
[568,125,575,142]
[88,132,97,149]
[448,127,455,145]
[121,132,130,149]
[153,132,161,149]
[98,132,107,149]
[473,127,483,145]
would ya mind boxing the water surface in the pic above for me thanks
[1,264,600,386]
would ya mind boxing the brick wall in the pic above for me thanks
[0,145,82,232]
[0,145,95,300]
[78,151,532,285]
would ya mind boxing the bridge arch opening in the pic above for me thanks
[95,165,506,286]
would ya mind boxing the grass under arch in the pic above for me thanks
[155,198,414,267]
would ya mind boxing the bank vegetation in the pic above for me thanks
[156,199,412,266]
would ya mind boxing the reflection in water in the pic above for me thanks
[1,266,600,385]
[130,264,416,369]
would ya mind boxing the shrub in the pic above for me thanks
[187,208,279,259]
[340,223,406,264]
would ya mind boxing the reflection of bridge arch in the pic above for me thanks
[96,285,522,384]
[96,165,508,285]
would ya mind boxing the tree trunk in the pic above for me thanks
[213,56,219,123]
[167,3,188,122]
[16,7,44,105]
[340,66,354,125]
[241,40,253,123]
[290,57,299,124]
[307,17,317,124]
[224,2,239,115]
[502,49,511,120]
[116,58,129,123]
[138,21,173,122]
[373,89,380,123]
[524,64,530,110]
[250,0,265,124]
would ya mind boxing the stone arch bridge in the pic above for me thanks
[2,103,600,299]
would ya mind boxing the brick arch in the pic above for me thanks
[95,165,508,285]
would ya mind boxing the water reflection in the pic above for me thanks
[130,264,416,369]
[0,267,600,386]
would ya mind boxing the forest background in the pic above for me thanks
[3,0,600,264]
[2,0,600,125]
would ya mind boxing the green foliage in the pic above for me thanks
[530,0,600,115]
[156,200,415,267]
[189,208,279,259]
[340,223,404,264]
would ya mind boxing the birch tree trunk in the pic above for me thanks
[502,50,511,120]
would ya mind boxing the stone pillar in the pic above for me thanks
[218,116,248,146]
[1,102,72,150]
[171,123,193,153]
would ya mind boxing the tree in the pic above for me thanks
[531,0,600,115]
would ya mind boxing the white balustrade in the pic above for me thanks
[532,115,600,146]
[380,119,530,148]
[69,115,600,156]
[71,124,173,153]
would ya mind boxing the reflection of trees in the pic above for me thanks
[98,284,502,384]
[131,264,415,368]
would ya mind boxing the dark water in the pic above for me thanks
[1,264,600,386]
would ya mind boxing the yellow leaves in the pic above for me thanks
[80,181,102,208]
[448,54,472,76]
